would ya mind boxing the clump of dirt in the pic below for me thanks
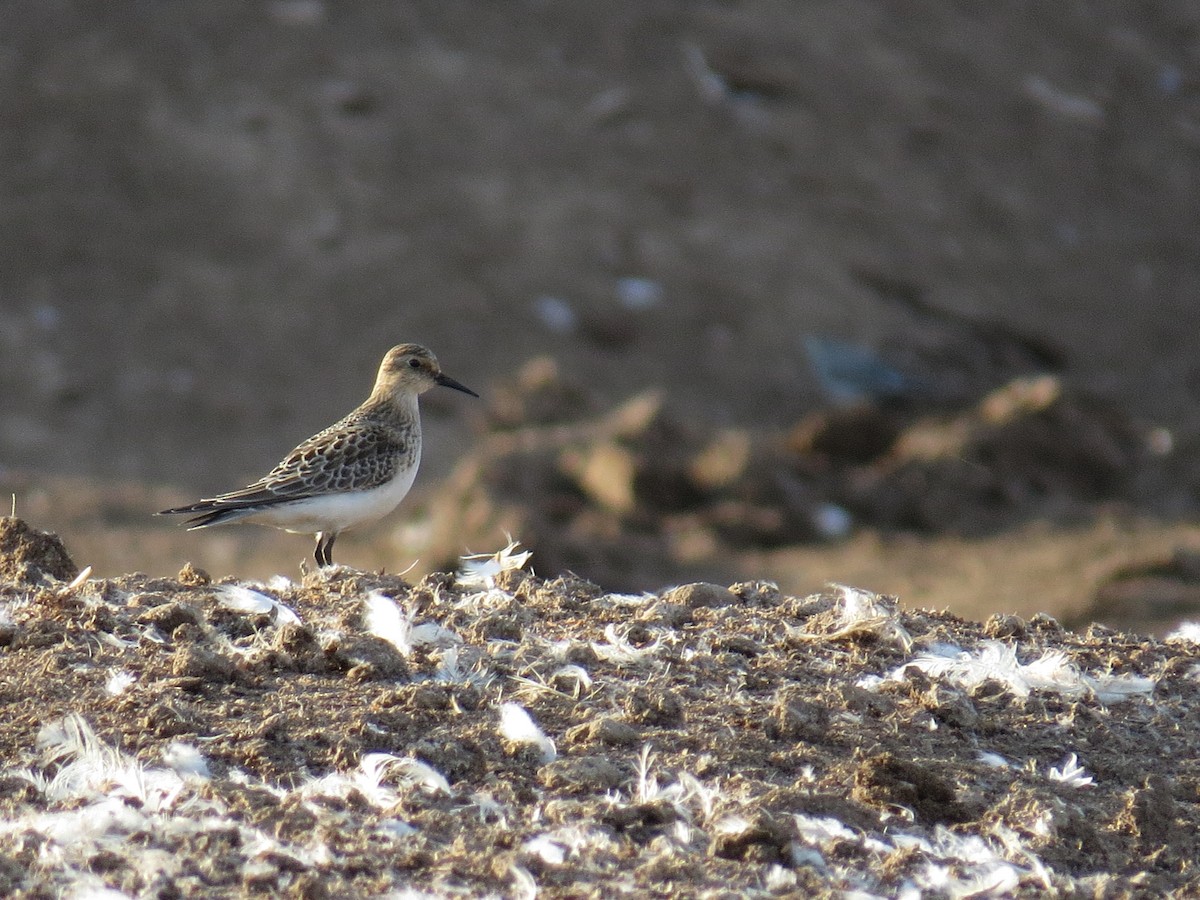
[1076,548,1200,636]
[837,375,1151,534]
[852,752,971,825]
[0,517,78,585]
[420,369,1161,590]
[1,522,1198,896]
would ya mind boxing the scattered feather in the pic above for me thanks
[523,834,566,866]
[382,756,452,796]
[377,819,418,839]
[411,621,462,648]
[432,646,489,686]
[914,827,1024,899]
[104,669,135,696]
[509,864,539,900]
[457,541,532,589]
[303,753,450,808]
[25,715,188,817]
[56,565,93,598]
[266,574,294,592]
[765,864,798,891]
[895,640,1154,703]
[590,624,662,665]
[1047,753,1093,788]
[364,591,413,655]
[713,814,753,836]
[793,585,913,652]
[499,703,557,763]
[551,664,593,696]
[792,814,856,846]
[628,745,718,823]
[977,751,1012,769]
[162,743,210,779]
[214,584,300,625]
[1165,621,1200,643]
[468,791,509,827]
[365,591,460,656]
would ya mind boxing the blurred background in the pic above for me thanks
[3,1,1200,631]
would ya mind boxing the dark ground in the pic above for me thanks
[1,519,1199,897]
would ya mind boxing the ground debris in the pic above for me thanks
[0,539,1197,896]
[0,517,78,584]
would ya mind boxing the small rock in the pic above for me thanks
[625,685,685,726]
[539,756,625,791]
[566,716,641,747]
[661,582,738,609]
[178,563,211,586]
[852,752,969,824]
[728,581,782,606]
[564,442,638,515]
[717,635,761,657]
[331,636,410,681]
[709,813,792,862]
[1028,612,1063,633]
[137,601,203,634]
[984,614,1026,639]
[171,646,236,682]
[925,687,980,730]
[646,601,691,628]
[766,694,829,743]
[468,613,522,643]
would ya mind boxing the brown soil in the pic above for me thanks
[3,1,1200,638]
[1,521,1199,896]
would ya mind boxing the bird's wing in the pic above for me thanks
[203,422,410,509]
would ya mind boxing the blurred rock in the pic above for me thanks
[416,372,1158,590]
[1076,548,1200,635]
[788,404,903,466]
[563,442,639,515]
[661,582,738,609]
[804,336,914,406]
[690,429,752,491]
[842,376,1149,534]
[484,356,595,430]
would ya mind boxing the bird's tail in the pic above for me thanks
[157,503,256,530]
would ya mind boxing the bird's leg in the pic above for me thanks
[313,532,337,568]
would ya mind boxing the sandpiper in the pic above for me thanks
[159,344,478,567]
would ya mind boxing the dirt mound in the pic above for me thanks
[0,526,1197,895]
[1077,548,1200,635]
[420,368,1164,591]
[0,517,78,585]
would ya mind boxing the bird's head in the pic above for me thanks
[373,343,479,400]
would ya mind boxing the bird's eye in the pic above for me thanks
[408,358,421,369]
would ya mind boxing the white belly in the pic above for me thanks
[246,462,420,535]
